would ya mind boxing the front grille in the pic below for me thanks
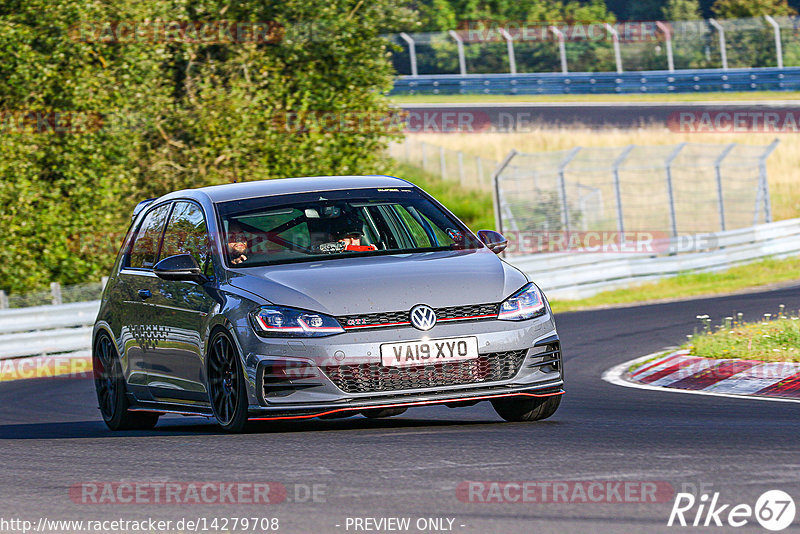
[337,303,499,330]
[322,349,526,394]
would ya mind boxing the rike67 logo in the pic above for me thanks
[668,490,796,531]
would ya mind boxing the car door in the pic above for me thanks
[118,202,173,399]
[145,200,216,403]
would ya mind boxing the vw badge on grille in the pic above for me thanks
[410,304,437,331]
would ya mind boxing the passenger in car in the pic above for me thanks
[331,226,377,252]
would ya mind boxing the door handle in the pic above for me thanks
[138,289,152,299]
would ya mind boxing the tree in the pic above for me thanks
[403,0,619,74]
[711,0,796,17]
[662,0,704,20]
[0,0,413,293]
[628,0,665,21]
[406,0,457,32]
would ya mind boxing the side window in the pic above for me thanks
[161,202,210,270]
[128,204,172,269]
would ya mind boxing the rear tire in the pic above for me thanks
[491,394,561,422]
[207,330,249,433]
[361,407,407,419]
[93,334,159,431]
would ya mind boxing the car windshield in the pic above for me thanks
[215,187,482,267]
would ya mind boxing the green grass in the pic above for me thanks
[549,256,800,313]
[391,162,495,231]
[682,311,800,363]
[390,91,800,104]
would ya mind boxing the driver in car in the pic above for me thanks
[226,223,249,264]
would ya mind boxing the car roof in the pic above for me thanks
[160,175,416,204]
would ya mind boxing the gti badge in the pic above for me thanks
[410,304,437,331]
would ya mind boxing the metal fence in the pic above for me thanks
[0,280,106,310]
[389,16,800,76]
[389,137,497,191]
[493,140,779,244]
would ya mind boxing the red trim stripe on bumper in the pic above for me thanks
[247,389,564,421]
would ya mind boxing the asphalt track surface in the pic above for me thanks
[399,100,800,129]
[2,285,800,534]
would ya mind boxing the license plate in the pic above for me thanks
[380,337,479,367]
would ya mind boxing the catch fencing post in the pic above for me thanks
[457,151,465,185]
[549,26,568,73]
[439,146,447,179]
[50,282,62,306]
[421,142,428,171]
[709,19,728,70]
[764,15,784,69]
[604,23,623,73]
[491,150,518,235]
[0,290,7,309]
[656,21,674,72]
[759,139,780,223]
[612,145,635,235]
[665,143,686,237]
[500,28,517,75]
[476,156,484,186]
[448,30,467,75]
[399,33,418,77]
[558,147,582,235]
[714,143,736,231]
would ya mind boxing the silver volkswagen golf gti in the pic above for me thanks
[94,175,563,432]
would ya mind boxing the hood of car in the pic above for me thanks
[227,249,528,316]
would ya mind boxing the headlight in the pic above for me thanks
[251,306,344,337]
[498,283,546,321]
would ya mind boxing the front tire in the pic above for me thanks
[93,334,159,431]
[491,394,561,422]
[207,330,249,433]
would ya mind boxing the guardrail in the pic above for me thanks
[510,218,800,300]
[0,301,99,361]
[391,67,800,95]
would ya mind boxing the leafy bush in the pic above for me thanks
[0,0,411,293]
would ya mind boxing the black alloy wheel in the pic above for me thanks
[207,331,249,432]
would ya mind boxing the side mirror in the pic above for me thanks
[154,254,207,283]
[477,230,508,255]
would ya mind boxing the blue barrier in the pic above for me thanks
[391,67,800,95]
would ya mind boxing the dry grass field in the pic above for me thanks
[409,128,800,222]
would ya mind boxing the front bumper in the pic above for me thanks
[241,314,563,416]
[247,384,564,420]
